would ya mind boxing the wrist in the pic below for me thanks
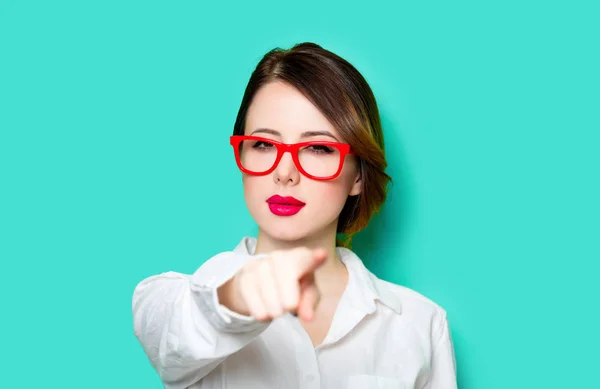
[217,275,250,316]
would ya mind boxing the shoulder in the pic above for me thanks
[373,276,449,336]
[381,278,446,315]
[374,278,456,374]
[340,246,448,323]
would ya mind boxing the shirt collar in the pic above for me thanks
[233,236,402,316]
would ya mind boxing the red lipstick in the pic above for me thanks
[266,195,306,216]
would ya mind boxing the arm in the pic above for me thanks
[422,308,458,389]
[132,251,270,389]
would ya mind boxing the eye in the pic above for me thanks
[252,141,275,150]
[308,144,335,154]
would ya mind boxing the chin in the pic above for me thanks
[248,203,338,243]
[260,221,311,242]
[259,215,338,245]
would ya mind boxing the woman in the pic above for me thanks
[132,42,457,389]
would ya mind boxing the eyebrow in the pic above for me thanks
[250,128,340,142]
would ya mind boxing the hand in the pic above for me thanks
[218,247,327,322]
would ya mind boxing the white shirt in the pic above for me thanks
[132,237,457,389]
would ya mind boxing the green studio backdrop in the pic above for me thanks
[1,1,598,388]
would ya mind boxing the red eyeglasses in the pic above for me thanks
[230,135,354,181]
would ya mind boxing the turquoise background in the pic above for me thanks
[1,0,598,387]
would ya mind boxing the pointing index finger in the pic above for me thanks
[295,248,327,278]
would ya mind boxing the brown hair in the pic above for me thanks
[232,42,392,248]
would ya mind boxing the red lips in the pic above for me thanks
[266,195,306,206]
[266,195,306,216]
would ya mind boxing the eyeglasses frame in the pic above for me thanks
[229,135,355,181]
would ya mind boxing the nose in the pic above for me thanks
[273,151,300,186]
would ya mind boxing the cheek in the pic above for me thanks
[315,157,359,199]
[242,175,276,215]
[307,179,353,214]
[242,175,263,200]
[316,181,348,198]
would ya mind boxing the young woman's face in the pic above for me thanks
[242,80,361,242]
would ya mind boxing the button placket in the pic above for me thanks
[288,315,321,389]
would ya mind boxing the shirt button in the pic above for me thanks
[305,374,315,382]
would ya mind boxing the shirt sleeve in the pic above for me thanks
[132,251,270,389]
[422,308,458,389]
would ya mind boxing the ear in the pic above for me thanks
[349,171,362,196]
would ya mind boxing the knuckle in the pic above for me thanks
[236,272,249,291]
[240,268,259,287]
[266,255,279,270]
[257,259,271,274]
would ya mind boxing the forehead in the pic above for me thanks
[244,80,340,141]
